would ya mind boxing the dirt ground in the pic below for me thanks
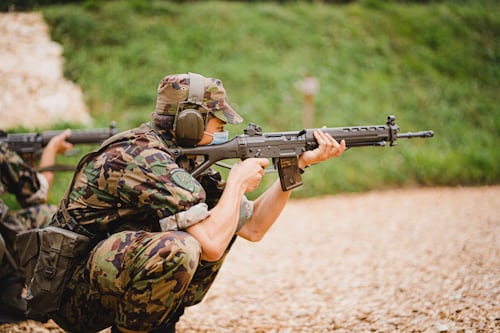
[0,185,498,333]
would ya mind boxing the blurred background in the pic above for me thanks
[1,0,498,202]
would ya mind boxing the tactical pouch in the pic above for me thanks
[16,228,41,284]
[16,226,89,319]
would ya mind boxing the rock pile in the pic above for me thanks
[0,12,91,130]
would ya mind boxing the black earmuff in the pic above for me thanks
[174,72,206,147]
[174,109,204,147]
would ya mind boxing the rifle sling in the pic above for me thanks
[36,165,75,172]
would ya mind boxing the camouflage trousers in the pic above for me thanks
[52,230,234,332]
[0,204,56,280]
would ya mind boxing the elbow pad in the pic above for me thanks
[159,203,210,232]
[236,195,254,232]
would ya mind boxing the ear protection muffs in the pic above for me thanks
[174,72,206,147]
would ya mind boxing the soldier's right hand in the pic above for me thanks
[227,158,269,193]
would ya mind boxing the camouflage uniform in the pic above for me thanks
[50,122,252,332]
[0,142,55,280]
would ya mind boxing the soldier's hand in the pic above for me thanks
[46,129,74,155]
[228,158,269,193]
[299,129,345,168]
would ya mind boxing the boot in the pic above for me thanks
[0,273,27,323]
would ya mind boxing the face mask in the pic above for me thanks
[206,130,229,145]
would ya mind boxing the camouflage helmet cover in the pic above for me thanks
[154,73,243,124]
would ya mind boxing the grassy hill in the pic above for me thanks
[35,0,499,200]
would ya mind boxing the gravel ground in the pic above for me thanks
[1,186,499,333]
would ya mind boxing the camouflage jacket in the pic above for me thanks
[0,141,48,208]
[57,123,206,235]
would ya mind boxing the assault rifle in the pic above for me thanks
[170,115,434,191]
[0,122,118,170]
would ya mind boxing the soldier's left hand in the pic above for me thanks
[298,130,345,168]
[46,129,74,155]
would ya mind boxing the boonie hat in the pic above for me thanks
[155,73,243,124]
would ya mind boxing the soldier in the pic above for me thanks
[46,73,346,333]
[0,130,73,323]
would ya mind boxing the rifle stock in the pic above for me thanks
[170,115,434,191]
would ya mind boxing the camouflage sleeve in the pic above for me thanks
[68,131,207,230]
[116,151,206,219]
[26,173,49,204]
[81,137,206,218]
[0,142,47,206]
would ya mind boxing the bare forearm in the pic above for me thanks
[187,180,245,261]
[38,129,73,189]
[238,130,346,242]
[238,179,291,241]
[39,144,58,188]
[187,158,268,261]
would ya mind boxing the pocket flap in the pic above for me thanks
[16,229,42,267]
[40,226,90,258]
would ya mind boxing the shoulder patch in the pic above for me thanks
[170,169,197,192]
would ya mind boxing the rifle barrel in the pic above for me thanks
[397,130,434,139]
[41,122,118,145]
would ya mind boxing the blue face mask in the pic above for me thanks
[207,130,229,145]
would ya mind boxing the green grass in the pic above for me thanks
[24,0,500,201]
